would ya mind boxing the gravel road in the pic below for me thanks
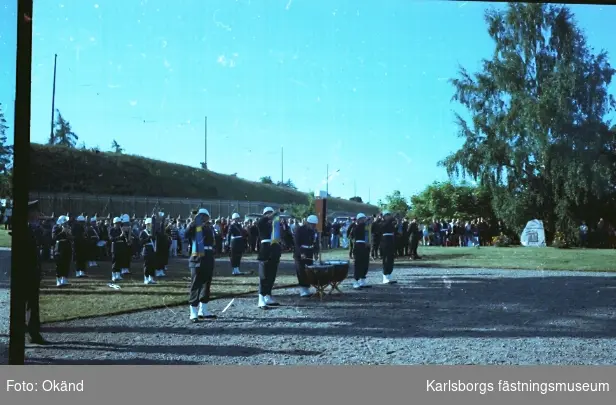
[19,266,616,365]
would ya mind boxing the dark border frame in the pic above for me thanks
[9,0,34,365]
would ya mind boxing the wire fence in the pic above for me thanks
[28,192,357,219]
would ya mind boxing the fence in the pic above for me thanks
[28,192,356,220]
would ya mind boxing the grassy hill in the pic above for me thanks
[30,144,379,214]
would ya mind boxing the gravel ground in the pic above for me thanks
[0,249,11,364]
[21,266,616,365]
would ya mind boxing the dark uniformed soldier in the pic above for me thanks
[109,216,127,282]
[140,218,157,284]
[346,218,356,259]
[154,215,169,278]
[186,208,217,322]
[52,215,73,287]
[227,213,250,275]
[409,218,421,259]
[26,200,49,345]
[256,206,284,309]
[352,213,373,290]
[293,215,319,298]
[371,215,382,260]
[71,215,88,278]
[380,210,397,284]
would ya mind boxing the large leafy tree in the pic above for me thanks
[408,181,494,223]
[440,3,615,240]
[0,103,13,197]
[377,190,409,215]
[49,109,79,147]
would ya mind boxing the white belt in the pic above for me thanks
[382,233,394,236]
[231,236,243,239]
[300,245,313,249]
[355,240,366,243]
[203,246,213,250]
[261,239,271,243]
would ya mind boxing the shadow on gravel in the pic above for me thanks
[26,358,202,365]
[34,341,322,358]
[43,275,616,339]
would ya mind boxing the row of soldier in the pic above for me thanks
[47,206,413,323]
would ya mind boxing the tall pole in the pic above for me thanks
[369,187,371,203]
[50,53,57,141]
[203,116,208,170]
[281,146,284,184]
[11,0,34,365]
[354,180,357,198]
[326,164,329,196]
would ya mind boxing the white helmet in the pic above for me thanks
[121,214,130,223]
[76,215,85,222]
[232,213,240,220]
[306,215,319,224]
[197,208,210,216]
[263,206,274,214]
[113,217,122,224]
[357,213,366,220]
[145,218,153,225]
[56,216,67,225]
[90,217,97,222]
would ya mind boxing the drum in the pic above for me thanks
[304,264,335,288]
[322,260,350,284]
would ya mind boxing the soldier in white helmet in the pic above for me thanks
[351,213,373,289]
[186,208,217,322]
[379,210,398,284]
[292,214,319,297]
[226,212,251,276]
[140,217,158,284]
[120,214,133,275]
[72,215,88,278]
[255,206,285,309]
[109,216,128,282]
[52,215,73,287]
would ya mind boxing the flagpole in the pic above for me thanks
[50,53,57,140]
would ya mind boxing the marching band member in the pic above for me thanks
[120,214,133,275]
[140,218,157,284]
[186,208,217,322]
[293,214,319,297]
[352,213,373,289]
[256,206,285,309]
[109,216,127,282]
[155,214,169,278]
[380,210,398,284]
[227,213,247,275]
[72,215,88,278]
[86,217,100,268]
[52,215,73,287]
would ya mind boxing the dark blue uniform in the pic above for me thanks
[293,224,316,288]
[380,217,396,278]
[352,222,370,281]
[257,214,282,299]
[52,225,72,279]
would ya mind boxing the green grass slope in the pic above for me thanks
[30,143,379,214]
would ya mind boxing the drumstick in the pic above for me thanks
[221,298,235,313]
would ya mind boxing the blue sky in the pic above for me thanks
[0,1,615,203]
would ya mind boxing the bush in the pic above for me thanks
[551,231,570,249]
[30,144,378,214]
[492,233,512,247]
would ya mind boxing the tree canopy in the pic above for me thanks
[439,3,616,240]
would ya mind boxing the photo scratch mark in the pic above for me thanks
[213,10,232,31]
[398,151,412,164]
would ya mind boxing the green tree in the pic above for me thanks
[408,181,494,222]
[377,190,409,215]
[276,178,297,190]
[0,103,13,173]
[439,3,616,241]
[288,193,315,219]
[50,109,79,147]
[111,139,123,153]
[259,176,274,184]
[349,196,363,203]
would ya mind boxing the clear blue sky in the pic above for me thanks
[1,1,615,203]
